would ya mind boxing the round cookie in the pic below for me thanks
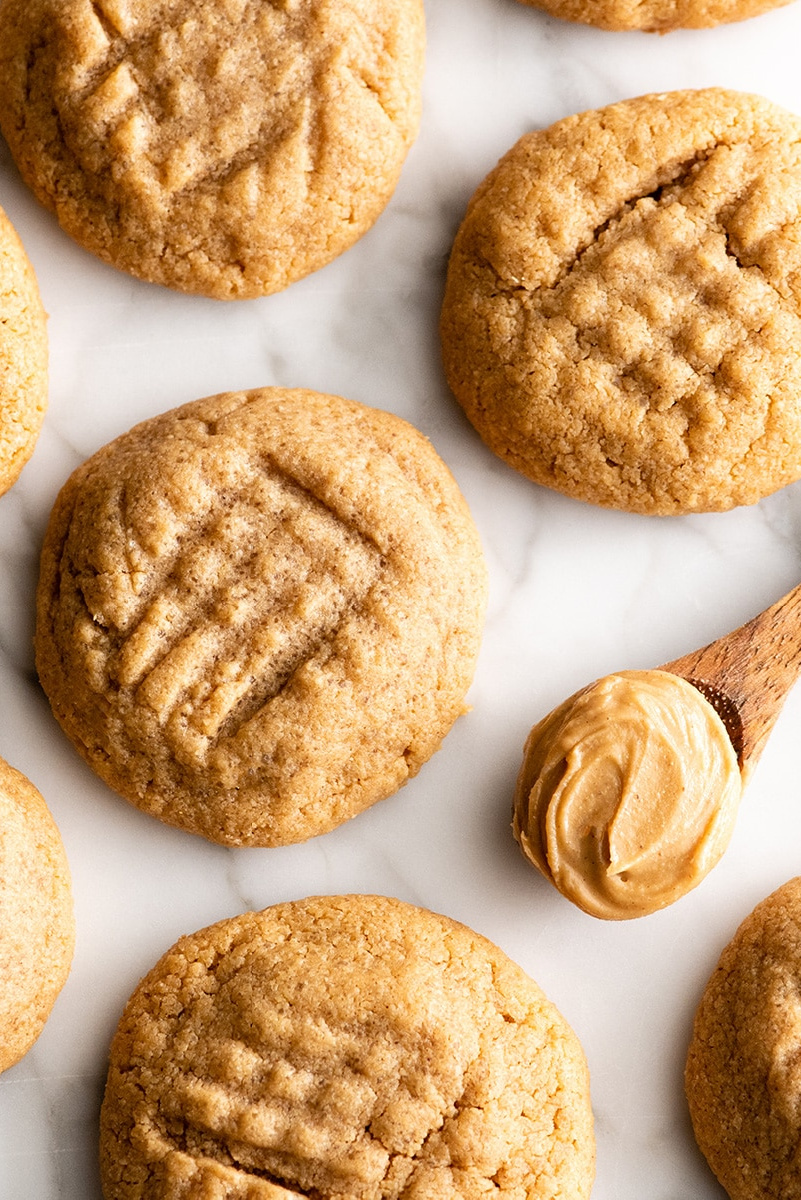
[441,89,801,516]
[686,877,801,1200]
[0,755,74,1073]
[35,388,487,847]
[513,0,794,32]
[0,204,48,497]
[99,894,596,1199]
[0,0,424,300]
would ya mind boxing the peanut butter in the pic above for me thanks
[512,670,742,919]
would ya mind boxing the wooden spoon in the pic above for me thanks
[661,581,801,783]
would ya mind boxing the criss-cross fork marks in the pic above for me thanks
[150,1023,452,1196]
[525,140,799,425]
[74,0,375,203]
[476,137,799,424]
[105,466,383,752]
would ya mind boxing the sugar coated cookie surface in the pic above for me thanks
[441,89,801,515]
[0,205,48,497]
[0,756,74,1074]
[514,0,794,32]
[0,0,424,299]
[99,894,595,1199]
[35,388,487,846]
[686,877,801,1200]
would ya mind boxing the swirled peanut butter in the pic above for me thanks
[512,670,742,920]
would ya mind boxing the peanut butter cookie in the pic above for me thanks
[441,89,801,515]
[514,0,794,32]
[0,755,74,1073]
[0,0,424,299]
[35,388,487,846]
[99,894,595,1199]
[0,205,47,497]
[686,877,801,1200]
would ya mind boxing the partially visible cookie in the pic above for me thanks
[99,894,595,1199]
[0,204,47,497]
[0,0,424,299]
[35,388,487,847]
[686,877,801,1199]
[0,755,74,1073]
[441,89,801,515]
[514,0,794,32]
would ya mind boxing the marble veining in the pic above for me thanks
[4,0,801,1195]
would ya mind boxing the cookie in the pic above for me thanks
[99,893,595,1199]
[35,388,487,847]
[513,0,793,32]
[0,755,74,1073]
[685,877,801,1200]
[0,0,424,299]
[0,204,48,497]
[441,89,801,516]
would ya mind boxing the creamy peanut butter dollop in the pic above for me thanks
[512,670,742,920]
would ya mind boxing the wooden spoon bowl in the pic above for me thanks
[513,579,801,920]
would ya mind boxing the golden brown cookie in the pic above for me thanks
[0,755,74,1074]
[514,0,793,32]
[99,894,595,1199]
[441,89,801,516]
[35,388,487,847]
[0,0,424,299]
[0,204,48,497]
[685,877,801,1200]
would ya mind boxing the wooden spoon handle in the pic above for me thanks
[662,581,801,779]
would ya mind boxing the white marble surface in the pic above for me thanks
[3,0,801,1195]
